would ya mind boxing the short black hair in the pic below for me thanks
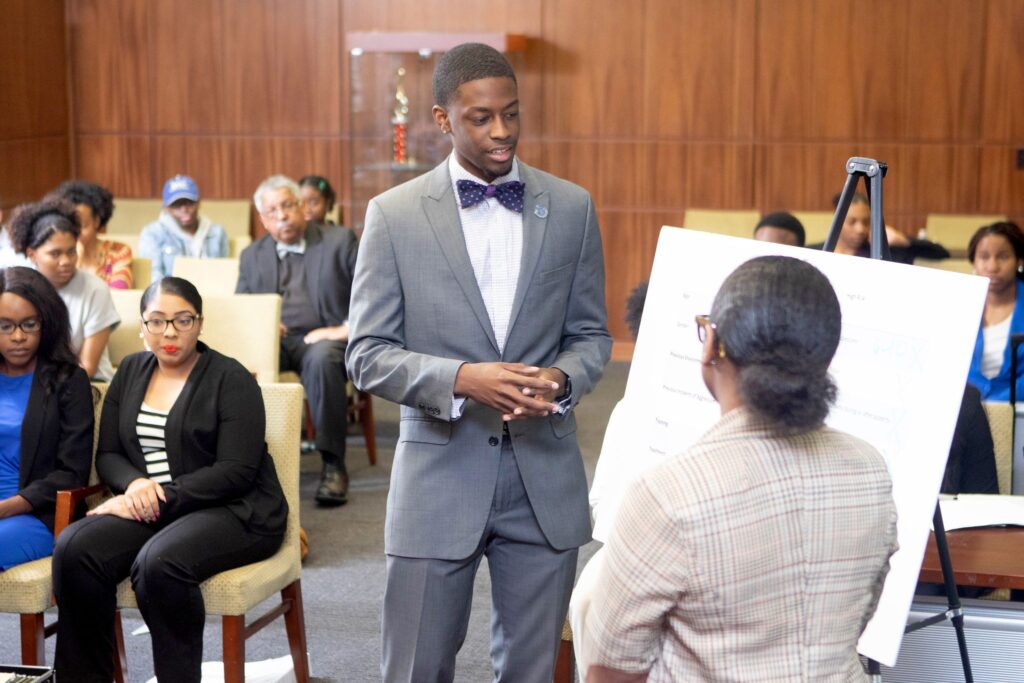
[0,266,79,394]
[967,221,1024,263]
[433,43,516,107]
[298,175,337,211]
[52,180,115,228]
[8,198,80,254]
[711,256,841,433]
[141,276,204,316]
[754,212,806,247]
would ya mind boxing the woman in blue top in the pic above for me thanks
[0,266,93,569]
[967,221,1024,401]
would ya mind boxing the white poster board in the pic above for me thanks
[592,227,987,666]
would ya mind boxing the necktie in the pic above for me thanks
[275,241,305,259]
[456,179,525,213]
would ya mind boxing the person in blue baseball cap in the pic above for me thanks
[138,175,229,280]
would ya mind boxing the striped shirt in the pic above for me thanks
[137,402,172,484]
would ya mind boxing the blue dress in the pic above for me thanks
[0,372,55,570]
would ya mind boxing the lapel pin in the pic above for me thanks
[534,205,548,219]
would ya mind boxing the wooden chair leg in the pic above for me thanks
[113,608,128,683]
[282,580,310,683]
[19,613,44,666]
[359,391,377,466]
[554,636,575,683]
[222,614,246,683]
[303,399,316,441]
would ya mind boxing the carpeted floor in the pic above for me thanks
[0,361,628,682]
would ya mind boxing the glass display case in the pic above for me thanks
[345,32,526,229]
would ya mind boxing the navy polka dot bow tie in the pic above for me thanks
[456,179,526,213]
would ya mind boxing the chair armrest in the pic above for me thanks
[55,483,108,537]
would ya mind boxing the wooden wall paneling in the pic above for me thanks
[901,0,984,142]
[75,135,153,197]
[0,0,69,139]
[540,142,645,211]
[807,0,906,141]
[641,0,755,140]
[685,143,754,209]
[980,0,1024,143]
[979,146,1024,220]
[754,0,813,140]
[645,143,687,210]
[220,0,342,135]
[754,143,861,212]
[66,0,152,133]
[598,211,668,344]
[342,0,542,35]
[897,145,980,220]
[151,0,227,133]
[541,0,646,137]
[0,138,71,207]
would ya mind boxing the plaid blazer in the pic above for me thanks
[585,407,898,682]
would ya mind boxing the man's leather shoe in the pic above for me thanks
[315,461,349,506]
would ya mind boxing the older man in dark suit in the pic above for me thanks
[237,175,357,505]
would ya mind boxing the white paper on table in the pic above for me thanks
[589,227,987,667]
[939,494,1024,531]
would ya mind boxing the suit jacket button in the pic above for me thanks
[488,436,499,447]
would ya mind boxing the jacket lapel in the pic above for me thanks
[19,367,47,486]
[303,223,324,321]
[422,163,500,354]
[256,236,280,293]
[505,162,549,348]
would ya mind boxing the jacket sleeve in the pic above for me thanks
[235,248,253,294]
[212,225,230,258]
[552,194,612,405]
[19,369,94,511]
[95,359,149,492]
[157,368,268,521]
[138,225,166,281]
[345,199,464,419]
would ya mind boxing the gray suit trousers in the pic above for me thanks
[381,437,578,683]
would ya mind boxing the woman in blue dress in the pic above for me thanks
[0,266,93,569]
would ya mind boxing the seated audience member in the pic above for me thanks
[52,180,133,289]
[237,175,357,505]
[807,192,949,264]
[579,256,897,682]
[139,175,229,280]
[10,199,119,380]
[753,211,805,247]
[52,277,287,682]
[966,221,1024,401]
[0,266,93,570]
[298,175,339,225]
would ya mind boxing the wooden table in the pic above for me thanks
[918,527,1024,590]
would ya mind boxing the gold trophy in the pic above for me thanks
[392,67,409,164]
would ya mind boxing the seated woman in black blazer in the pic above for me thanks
[53,276,288,683]
[0,266,93,569]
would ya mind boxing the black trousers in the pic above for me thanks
[53,507,283,683]
[280,336,349,464]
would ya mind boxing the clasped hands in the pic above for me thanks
[455,362,566,421]
[88,477,166,523]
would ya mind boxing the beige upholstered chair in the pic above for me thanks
[200,294,281,383]
[913,258,974,275]
[200,199,253,239]
[925,214,1008,254]
[229,235,252,257]
[105,200,163,235]
[172,257,241,297]
[114,383,308,683]
[791,210,835,245]
[0,383,108,666]
[682,209,761,239]
[129,257,152,290]
[982,401,1014,496]
[108,289,146,368]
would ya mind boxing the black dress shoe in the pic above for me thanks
[315,461,349,506]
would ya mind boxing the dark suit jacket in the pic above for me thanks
[235,221,358,327]
[19,363,94,531]
[96,344,287,536]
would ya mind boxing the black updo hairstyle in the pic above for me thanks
[140,277,204,316]
[710,255,841,433]
[52,180,115,228]
[8,198,80,255]
[298,175,337,212]
[0,266,79,394]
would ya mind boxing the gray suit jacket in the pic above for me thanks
[347,160,611,560]
[235,221,357,327]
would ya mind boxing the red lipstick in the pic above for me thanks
[162,345,179,353]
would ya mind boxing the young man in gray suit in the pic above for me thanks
[347,43,611,681]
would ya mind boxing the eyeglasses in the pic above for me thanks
[260,199,300,218]
[0,318,41,335]
[141,314,200,334]
[694,314,716,343]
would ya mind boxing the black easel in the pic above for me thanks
[823,157,974,683]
